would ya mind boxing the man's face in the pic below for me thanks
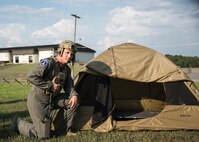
[60,48,74,64]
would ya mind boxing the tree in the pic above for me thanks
[165,54,199,68]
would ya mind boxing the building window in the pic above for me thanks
[29,56,33,63]
[15,56,19,63]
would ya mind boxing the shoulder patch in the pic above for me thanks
[40,59,48,67]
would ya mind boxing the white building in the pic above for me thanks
[0,49,12,63]
[0,43,95,64]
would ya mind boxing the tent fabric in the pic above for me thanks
[115,105,199,130]
[75,73,114,128]
[92,76,114,128]
[82,43,190,82]
[72,42,199,132]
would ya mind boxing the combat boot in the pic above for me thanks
[66,129,77,137]
[11,115,21,133]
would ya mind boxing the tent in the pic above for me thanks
[72,43,199,132]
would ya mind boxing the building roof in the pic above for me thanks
[0,43,96,53]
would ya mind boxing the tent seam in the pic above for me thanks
[111,47,117,77]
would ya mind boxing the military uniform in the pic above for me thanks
[17,57,78,139]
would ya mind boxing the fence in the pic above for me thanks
[0,78,27,84]
[181,68,199,82]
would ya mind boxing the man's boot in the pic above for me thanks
[11,115,21,133]
[66,129,77,137]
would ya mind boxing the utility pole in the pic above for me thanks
[71,14,81,43]
[71,14,81,79]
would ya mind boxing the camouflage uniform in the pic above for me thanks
[17,57,78,139]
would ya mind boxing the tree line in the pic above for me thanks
[165,54,199,68]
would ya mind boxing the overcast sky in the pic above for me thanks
[0,0,199,56]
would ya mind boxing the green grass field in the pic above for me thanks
[0,63,83,80]
[0,64,199,142]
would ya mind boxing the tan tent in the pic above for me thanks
[72,43,199,132]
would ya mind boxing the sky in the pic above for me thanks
[0,0,199,56]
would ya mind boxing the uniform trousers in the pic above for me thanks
[17,93,78,139]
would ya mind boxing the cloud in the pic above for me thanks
[0,5,67,47]
[31,18,74,44]
[0,4,86,47]
[106,6,180,36]
[107,7,152,36]
[51,0,106,6]
[0,5,54,13]
[98,6,157,50]
[0,5,64,22]
[97,4,199,55]
[0,23,26,47]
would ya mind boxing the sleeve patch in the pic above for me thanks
[40,59,48,67]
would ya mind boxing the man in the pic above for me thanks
[12,40,79,139]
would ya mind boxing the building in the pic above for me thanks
[0,43,96,64]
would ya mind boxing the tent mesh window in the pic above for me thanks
[165,81,199,105]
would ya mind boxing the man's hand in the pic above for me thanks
[68,95,78,108]
[52,76,61,93]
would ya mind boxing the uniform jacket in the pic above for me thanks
[27,57,76,120]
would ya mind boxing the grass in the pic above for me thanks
[0,64,35,79]
[0,63,83,82]
[0,82,199,142]
[0,64,199,141]
[0,84,199,142]
[195,82,199,89]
